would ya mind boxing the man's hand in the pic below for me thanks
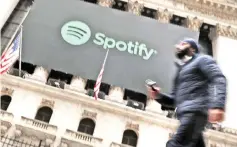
[208,109,225,123]
[147,86,160,100]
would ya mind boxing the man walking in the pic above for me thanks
[147,38,227,147]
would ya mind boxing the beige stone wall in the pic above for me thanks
[1,74,237,147]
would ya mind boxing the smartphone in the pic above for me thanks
[145,79,157,91]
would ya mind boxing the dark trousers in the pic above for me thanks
[166,112,207,147]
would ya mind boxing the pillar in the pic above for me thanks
[0,0,19,30]
[30,66,49,83]
[156,9,173,23]
[97,0,114,7]
[127,0,144,15]
[210,24,237,129]
[69,76,86,93]
[184,16,203,32]
[108,86,124,103]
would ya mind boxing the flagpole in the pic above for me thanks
[102,49,109,66]
[19,25,23,77]
[94,49,110,100]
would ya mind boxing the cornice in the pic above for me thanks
[119,0,237,28]
[174,0,237,26]
[209,24,237,40]
[127,0,144,15]
[216,24,237,39]
[1,74,237,144]
[185,16,203,32]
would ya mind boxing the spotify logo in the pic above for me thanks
[61,20,157,60]
[61,21,91,45]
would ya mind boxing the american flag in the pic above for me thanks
[94,49,109,100]
[0,30,22,75]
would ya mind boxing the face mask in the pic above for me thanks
[175,48,189,59]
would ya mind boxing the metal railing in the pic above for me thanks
[20,116,58,133]
[64,129,103,146]
[0,136,46,147]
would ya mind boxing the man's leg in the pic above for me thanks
[166,112,207,147]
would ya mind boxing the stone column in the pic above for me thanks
[108,86,124,103]
[97,0,114,7]
[210,24,237,129]
[31,66,49,83]
[184,16,203,32]
[156,9,173,23]
[127,0,144,15]
[69,76,86,93]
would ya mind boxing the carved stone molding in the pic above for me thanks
[108,86,124,102]
[1,125,8,134]
[31,66,49,83]
[222,127,237,135]
[70,76,87,92]
[45,139,53,146]
[185,16,203,32]
[176,0,237,26]
[127,0,144,15]
[60,142,68,147]
[156,9,173,23]
[82,110,97,119]
[126,122,139,132]
[14,129,22,138]
[40,98,55,108]
[215,24,237,39]
[1,87,14,96]
[97,0,114,7]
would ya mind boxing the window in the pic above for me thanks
[141,7,157,19]
[47,70,73,89]
[10,61,36,77]
[170,15,185,26]
[84,0,97,4]
[1,95,12,111]
[85,79,110,99]
[122,130,138,147]
[35,106,53,123]
[199,23,214,56]
[78,118,95,135]
[112,0,127,11]
[123,89,147,108]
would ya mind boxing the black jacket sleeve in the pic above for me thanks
[199,55,227,110]
[155,80,177,110]
[156,92,176,111]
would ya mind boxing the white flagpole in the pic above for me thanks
[93,49,110,100]
[103,49,109,66]
[19,25,23,77]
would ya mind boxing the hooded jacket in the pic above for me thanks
[156,54,227,116]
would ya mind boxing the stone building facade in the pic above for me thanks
[1,0,237,147]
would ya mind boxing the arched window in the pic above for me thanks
[1,95,12,111]
[35,106,53,123]
[122,130,138,147]
[77,118,95,135]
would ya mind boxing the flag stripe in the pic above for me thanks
[0,30,21,75]
[94,65,105,100]
[94,49,109,100]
